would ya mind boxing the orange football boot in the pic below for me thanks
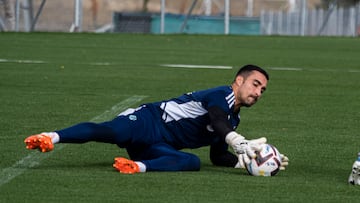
[24,134,54,152]
[113,157,140,174]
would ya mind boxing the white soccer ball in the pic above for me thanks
[245,144,282,176]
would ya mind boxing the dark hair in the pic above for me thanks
[235,64,269,81]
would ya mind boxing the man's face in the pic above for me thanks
[235,71,268,107]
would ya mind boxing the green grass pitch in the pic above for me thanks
[0,32,359,202]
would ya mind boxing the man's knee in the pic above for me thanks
[182,153,201,171]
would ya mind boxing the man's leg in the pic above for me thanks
[57,122,119,144]
[127,143,201,172]
[24,115,137,152]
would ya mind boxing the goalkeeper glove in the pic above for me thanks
[349,158,360,185]
[234,154,248,169]
[225,131,267,165]
[280,154,289,170]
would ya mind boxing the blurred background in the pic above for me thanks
[1,0,360,36]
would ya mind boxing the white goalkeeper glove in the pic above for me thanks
[225,131,267,166]
[280,154,289,170]
[234,154,248,169]
[349,160,360,185]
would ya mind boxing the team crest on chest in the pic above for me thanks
[128,115,137,121]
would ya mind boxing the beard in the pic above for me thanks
[241,96,258,107]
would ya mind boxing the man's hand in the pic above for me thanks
[225,131,267,164]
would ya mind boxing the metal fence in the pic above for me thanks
[1,0,360,37]
[261,5,360,37]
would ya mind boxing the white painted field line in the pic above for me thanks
[268,66,360,73]
[91,95,147,122]
[1,58,359,73]
[160,64,360,73]
[88,62,112,66]
[160,64,233,70]
[0,58,112,67]
[268,67,303,71]
[0,95,147,187]
[0,58,46,64]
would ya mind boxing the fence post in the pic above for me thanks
[70,0,83,32]
[300,0,307,36]
[224,0,230,34]
[160,0,165,34]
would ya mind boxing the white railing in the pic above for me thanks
[260,5,360,37]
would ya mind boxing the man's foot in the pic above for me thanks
[113,157,140,174]
[24,134,54,153]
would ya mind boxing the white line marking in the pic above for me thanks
[1,58,359,73]
[268,66,360,73]
[0,95,147,187]
[0,58,113,66]
[160,64,233,69]
[0,58,45,64]
[268,67,303,71]
[88,62,112,66]
[91,95,147,122]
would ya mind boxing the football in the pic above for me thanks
[245,144,282,176]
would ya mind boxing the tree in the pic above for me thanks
[142,0,149,13]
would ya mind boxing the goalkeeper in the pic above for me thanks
[24,64,289,174]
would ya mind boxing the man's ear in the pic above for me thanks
[235,75,244,86]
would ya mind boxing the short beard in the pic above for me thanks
[241,102,252,107]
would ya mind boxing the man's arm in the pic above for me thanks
[208,106,266,168]
[208,106,238,167]
[210,141,238,167]
[207,106,233,139]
